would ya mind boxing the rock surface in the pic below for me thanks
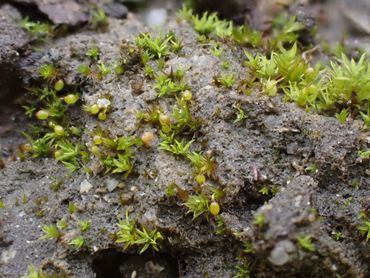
[0,2,369,278]
[6,0,128,25]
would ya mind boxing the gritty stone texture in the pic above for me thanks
[0,12,369,278]
[7,0,127,25]
[0,4,30,101]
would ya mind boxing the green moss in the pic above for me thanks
[116,211,163,253]
[20,17,52,41]
[184,193,210,220]
[296,234,316,252]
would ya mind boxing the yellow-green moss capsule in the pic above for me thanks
[195,174,206,185]
[54,125,65,137]
[91,145,100,155]
[69,126,81,136]
[182,90,192,101]
[93,135,103,145]
[98,111,107,121]
[90,104,100,115]
[36,110,50,120]
[64,94,79,105]
[114,65,124,75]
[54,150,63,160]
[159,114,170,126]
[210,201,220,216]
[54,79,64,91]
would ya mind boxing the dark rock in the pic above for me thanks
[190,0,255,24]
[0,4,29,63]
[103,2,128,19]
[0,4,29,101]
[8,0,90,25]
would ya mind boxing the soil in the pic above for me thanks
[0,1,369,278]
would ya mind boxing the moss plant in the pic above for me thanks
[20,17,52,41]
[136,33,172,59]
[184,193,210,220]
[116,211,163,253]
[296,234,316,252]
[216,74,236,89]
[40,224,61,240]
[90,8,109,29]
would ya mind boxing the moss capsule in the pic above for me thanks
[54,79,64,91]
[54,150,63,160]
[93,135,103,145]
[195,174,206,185]
[210,201,220,216]
[182,90,192,101]
[98,111,107,121]
[159,114,171,126]
[141,131,156,147]
[36,110,50,120]
[64,94,79,105]
[90,104,100,115]
[54,125,65,137]
[69,126,81,136]
[91,145,100,155]
[115,65,124,75]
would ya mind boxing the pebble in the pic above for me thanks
[105,178,119,192]
[80,179,93,194]
[268,240,295,266]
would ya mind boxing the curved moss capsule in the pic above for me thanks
[98,111,107,121]
[36,110,50,120]
[210,201,220,216]
[64,94,79,105]
[90,104,100,115]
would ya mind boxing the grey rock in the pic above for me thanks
[0,10,369,278]
[268,239,295,266]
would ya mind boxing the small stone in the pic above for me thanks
[145,8,167,26]
[0,247,16,264]
[106,178,119,192]
[97,98,110,109]
[79,179,93,194]
[268,240,295,266]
